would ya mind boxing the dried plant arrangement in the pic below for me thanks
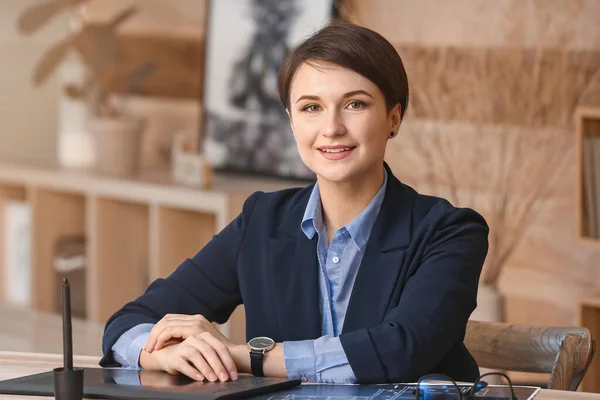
[396,5,600,289]
[17,0,156,118]
[17,0,160,175]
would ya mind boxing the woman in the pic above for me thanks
[101,21,489,385]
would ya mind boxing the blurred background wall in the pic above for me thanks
[347,5,600,389]
[0,0,67,163]
[88,0,600,327]
[1,0,599,329]
[348,0,600,327]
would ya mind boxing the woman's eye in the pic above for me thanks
[302,104,321,112]
[347,101,366,110]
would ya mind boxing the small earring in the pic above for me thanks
[389,131,396,138]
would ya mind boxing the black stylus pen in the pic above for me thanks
[62,278,73,371]
[53,278,83,400]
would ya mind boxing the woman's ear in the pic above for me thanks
[389,103,402,132]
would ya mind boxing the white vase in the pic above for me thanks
[90,116,145,177]
[56,53,95,168]
[57,131,96,168]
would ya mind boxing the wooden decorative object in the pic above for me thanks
[171,132,213,189]
[464,320,595,391]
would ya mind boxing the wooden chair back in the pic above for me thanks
[465,320,596,391]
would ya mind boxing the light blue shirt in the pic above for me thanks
[283,169,387,383]
[112,170,388,384]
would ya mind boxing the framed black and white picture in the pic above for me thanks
[201,0,337,181]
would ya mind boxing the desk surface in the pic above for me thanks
[0,306,104,356]
[0,352,598,400]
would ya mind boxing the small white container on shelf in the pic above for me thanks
[171,131,213,189]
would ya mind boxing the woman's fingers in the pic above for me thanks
[146,316,177,351]
[159,338,238,382]
[146,318,171,352]
[146,315,210,352]
[152,325,194,352]
[147,322,197,352]
[193,338,233,381]
[169,351,206,382]
[181,345,220,382]
[169,335,238,382]
[200,334,238,380]
[146,315,239,382]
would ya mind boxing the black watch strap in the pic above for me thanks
[250,349,265,377]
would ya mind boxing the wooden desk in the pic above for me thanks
[0,306,104,356]
[0,352,598,400]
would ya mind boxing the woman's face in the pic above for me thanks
[287,61,400,185]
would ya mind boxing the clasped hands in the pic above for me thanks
[141,314,243,383]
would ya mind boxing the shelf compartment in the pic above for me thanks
[151,205,216,281]
[87,197,149,324]
[28,188,85,314]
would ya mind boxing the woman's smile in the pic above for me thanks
[317,145,357,160]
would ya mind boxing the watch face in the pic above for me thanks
[248,336,275,350]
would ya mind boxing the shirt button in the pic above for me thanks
[332,256,340,264]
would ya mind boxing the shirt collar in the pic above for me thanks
[301,169,388,251]
[301,182,323,240]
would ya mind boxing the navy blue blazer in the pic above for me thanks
[101,164,489,383]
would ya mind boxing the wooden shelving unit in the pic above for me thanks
[579,298,600,393]
[0,159,298,340]
[575,109,600,392]
[576,107,600,246]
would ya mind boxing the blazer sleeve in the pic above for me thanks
[100,191,262,367]
[339,206,489,383]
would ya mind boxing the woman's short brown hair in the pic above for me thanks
[277,21,409,117]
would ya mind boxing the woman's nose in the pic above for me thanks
[322,110,346,137]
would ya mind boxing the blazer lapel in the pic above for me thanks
[269,188,321,341]
[343,167,414,332]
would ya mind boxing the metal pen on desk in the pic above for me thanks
[62,279,73,371]
[53,278,84,400]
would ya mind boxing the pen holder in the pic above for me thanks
[53,367,84,400]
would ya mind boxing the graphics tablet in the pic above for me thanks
[0,368,301,400]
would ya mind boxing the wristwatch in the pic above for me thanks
[247,336,275,377]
